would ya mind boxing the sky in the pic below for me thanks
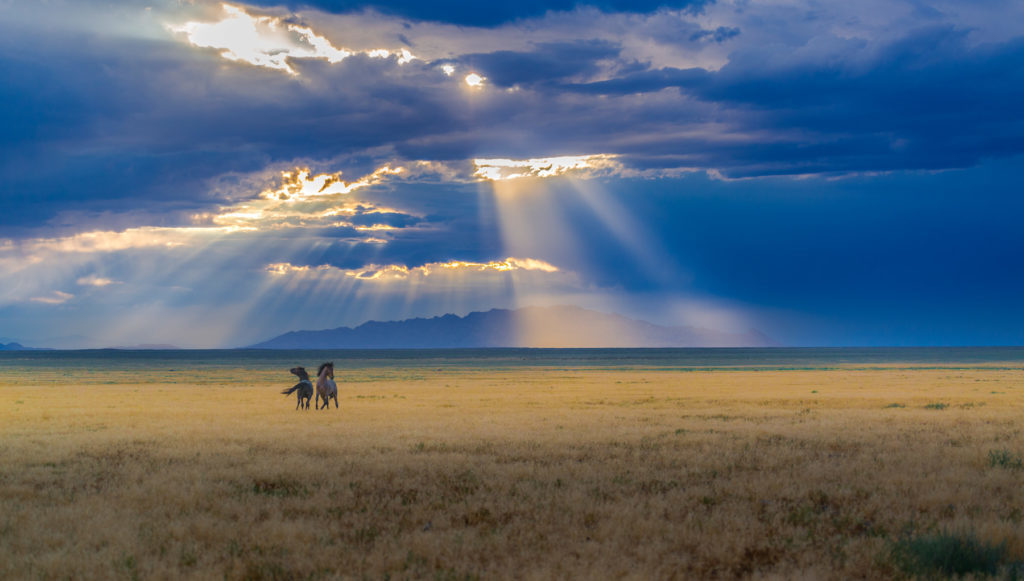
[1,0,1023,348]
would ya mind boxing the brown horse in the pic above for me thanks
[315,362,338,410]
[281,366,313,410]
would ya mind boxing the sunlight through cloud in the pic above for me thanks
[76,275,119,287]
[0,162,414,296]
[170,4,417,75]
[260,166,403,202]
[266,257,559,281]
[473,155,621,181]
[11,226,240,258]
[206,165,411,232]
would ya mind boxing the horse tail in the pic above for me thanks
[281,383,303,396]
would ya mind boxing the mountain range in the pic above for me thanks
[0,342,50,351]
[248,306,776,349]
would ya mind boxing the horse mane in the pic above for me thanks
[317,362,333,376]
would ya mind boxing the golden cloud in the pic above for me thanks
[205,165,410,231]
[76,275,119,287]
[13,226,240,258]
[266,257,560,280]
[473,154,622,181]
[30,290,74,305]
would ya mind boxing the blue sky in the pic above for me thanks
[1,0,1022,348]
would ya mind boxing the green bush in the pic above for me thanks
[891,530,1005,577]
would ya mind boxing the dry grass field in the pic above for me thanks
[2,360,1024,579]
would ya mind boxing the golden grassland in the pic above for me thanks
[2,362,1024,579]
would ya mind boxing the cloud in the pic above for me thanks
[170,3,416,75]
[266,256,560,280]
[460,40,622,88]
[241,0,712,28]
[30,291,74,305]
[200,164,419,233]
[473,155,622,180]
[17,0,1022,238]
[0,163,426,282]
[258,166,404,201]
[76,275,119,287]
[9,227,226,257]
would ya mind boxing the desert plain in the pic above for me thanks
[2,358,1023,579]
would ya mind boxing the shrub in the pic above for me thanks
[891,530,1005,577]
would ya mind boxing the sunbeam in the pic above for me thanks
[562,178,689,287]
[479,166,755,344]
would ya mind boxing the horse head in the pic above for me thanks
[290,366,309,380]
[317,361,334,379]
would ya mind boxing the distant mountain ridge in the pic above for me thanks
[103,344,183,350]
[248,306,776,349]
[0,342,50,351]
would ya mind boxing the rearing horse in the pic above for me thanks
[281,366,313,410]
[315,362,338,410]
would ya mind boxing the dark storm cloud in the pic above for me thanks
[245,0,712,27]
[461,40,621,88]
[0,29,463,233]
[558,26,1024,177]
[3,1,1024,242]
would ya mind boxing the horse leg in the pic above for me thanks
[334,394,338,408]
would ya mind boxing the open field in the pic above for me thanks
[2,358,1024,579]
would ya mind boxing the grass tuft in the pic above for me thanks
[249,478,309,498]
[891,530,1006,578]
[988,449,1024,470]
[923,402,948,410]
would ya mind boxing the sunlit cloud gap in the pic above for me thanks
[261,166,403,201]
[473,155,621,181]
[170,4,416,75]
[0,163,410,295]
[205,165,409,230]
[76,275,119,287]
[266,257,559,280]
